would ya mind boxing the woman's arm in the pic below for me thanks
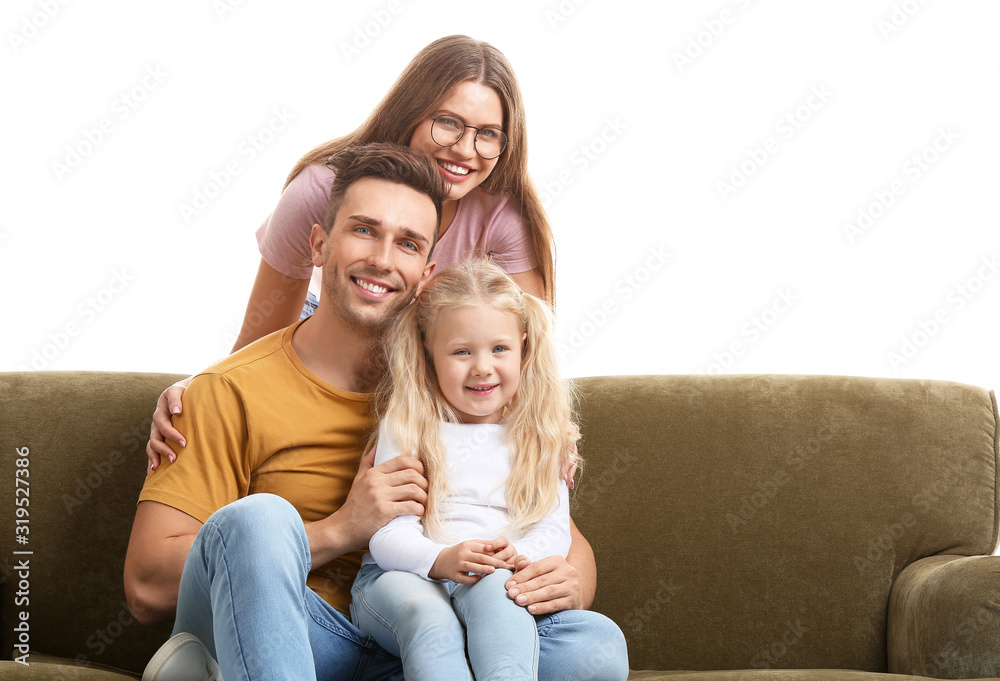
[231,258,311,352]
[509,267,544,299]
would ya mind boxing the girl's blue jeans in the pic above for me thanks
[351,564,537,680]
[171,493,629,681]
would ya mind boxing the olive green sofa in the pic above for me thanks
[1,371,998,680]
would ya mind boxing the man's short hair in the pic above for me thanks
[322,143,448,248]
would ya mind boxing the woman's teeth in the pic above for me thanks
[439,161,469,176]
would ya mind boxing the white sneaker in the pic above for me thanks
[142,632,223,681]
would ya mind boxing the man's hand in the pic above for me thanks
[429,539,513,583]
[505,555,583,615]
[307,449,427,567]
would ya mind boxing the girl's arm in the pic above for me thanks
[512,482,571,562]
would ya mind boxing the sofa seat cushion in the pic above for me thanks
[625,669,999,680]
[1,654,139,679]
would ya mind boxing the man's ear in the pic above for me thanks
[413,260,437,297]
[309,224,327,267]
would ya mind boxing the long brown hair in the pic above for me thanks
[284,35,556,303]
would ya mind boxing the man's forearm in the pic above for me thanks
[305,511,364,568]
[568,517,596,609]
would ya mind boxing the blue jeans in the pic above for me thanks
[173,494,629,680]
[299,291,319,320]
[173,494,401,681]
[351,564,538,680]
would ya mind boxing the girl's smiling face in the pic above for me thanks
[408,80,504,202]
[427,305,524,424]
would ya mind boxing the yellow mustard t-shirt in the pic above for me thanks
[139,319,374,614]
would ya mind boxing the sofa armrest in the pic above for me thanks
[888,554,1000,678]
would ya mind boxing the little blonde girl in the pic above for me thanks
[350,258,590,681]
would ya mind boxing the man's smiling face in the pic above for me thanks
[313,177,438,335]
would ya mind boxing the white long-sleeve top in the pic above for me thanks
[364,418,571,581]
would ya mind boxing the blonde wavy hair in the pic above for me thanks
[376,258,578,539]
[283,35,557,304]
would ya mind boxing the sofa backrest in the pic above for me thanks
[2,372,998,675]
[570,374,999,673]
[1,371,179,673]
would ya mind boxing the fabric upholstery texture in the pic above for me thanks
[1,371,997,680]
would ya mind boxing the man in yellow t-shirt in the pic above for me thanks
[124,143,621,681]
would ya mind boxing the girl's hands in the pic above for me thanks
[429,537,517,584]
[146,377,194,474]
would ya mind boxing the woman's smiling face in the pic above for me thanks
[408,80,504,202]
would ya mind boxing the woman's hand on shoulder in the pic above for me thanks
[146,377,193,474]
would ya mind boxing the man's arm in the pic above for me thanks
[124,501,203,625]
[305,448,428,568]
[505,517,596,614]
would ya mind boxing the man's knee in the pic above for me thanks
[202,493,306,558]
[580,616,628,681]
[540,610,629,681]
[208,493,298,529]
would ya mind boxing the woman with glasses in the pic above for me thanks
[241,34,553,352]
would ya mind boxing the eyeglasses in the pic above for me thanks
[428,115,508,160]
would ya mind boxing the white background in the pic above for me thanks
[3,0,998,394]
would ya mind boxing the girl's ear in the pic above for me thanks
[521,331,529,366]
